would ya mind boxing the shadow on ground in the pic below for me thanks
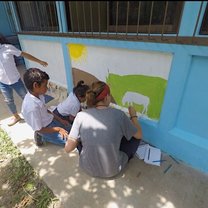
[8,136,208,208]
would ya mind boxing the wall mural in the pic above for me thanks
[67,43,173,121]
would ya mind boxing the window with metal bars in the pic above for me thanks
[65,1,108,34]
[15,1,184,35]
[109,1,184,34]
[64,1,184,35]
[15,1,59,32]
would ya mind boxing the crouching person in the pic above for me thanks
[21,68,71,147]
[65,81,142,178]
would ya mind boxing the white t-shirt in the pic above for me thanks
[57,92,80,117]
[0,44,22,84]
[21,92,54,131]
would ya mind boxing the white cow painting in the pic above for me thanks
[122,91,150,115]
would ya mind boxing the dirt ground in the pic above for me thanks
[0,129,61,208]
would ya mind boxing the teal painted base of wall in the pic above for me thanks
[141,120,208,174]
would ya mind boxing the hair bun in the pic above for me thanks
[77,80,84,87]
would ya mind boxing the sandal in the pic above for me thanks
[8,116,22,126]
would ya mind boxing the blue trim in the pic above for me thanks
[179,1,204,36]
[55,1,63,32]
[8,2,21,32]
[18,34,208,55]
[61,42,73,92]
[59,1,68,33]
[158,50,192,131]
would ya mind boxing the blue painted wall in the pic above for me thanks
[0,2,15,36]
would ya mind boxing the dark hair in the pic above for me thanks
[86,81,106,107]
[23,68,49,91]
[73,80,89,98]
[0,34,10,44]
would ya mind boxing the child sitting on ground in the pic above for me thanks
[53,80,89,124]
[21,68,71,147]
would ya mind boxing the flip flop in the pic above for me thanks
[8,117,22,126]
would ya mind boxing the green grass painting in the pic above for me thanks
[106,73,167,120]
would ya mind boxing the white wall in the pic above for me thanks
[70,45,173,81]
[20,39,67,88]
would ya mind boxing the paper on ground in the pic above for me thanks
[136,144,161,166]
[144,145,161,166]
[136,144,149,160]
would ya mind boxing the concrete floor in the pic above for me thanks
[0,65,208,208]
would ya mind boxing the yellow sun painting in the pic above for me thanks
[68,44,87,62]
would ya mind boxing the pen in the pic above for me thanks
[152,160,166,163]
[164,164,172,174]
[148,148,150,160]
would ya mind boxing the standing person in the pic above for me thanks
[21,68,70,147]
[53,80,89,124]
[65,81,142,178]
[0,34,48,126]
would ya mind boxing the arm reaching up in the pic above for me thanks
[21,52,48,67]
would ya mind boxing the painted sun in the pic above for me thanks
[68,44,87,61]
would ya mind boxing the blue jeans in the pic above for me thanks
[0,79,27,114]
[39,120,71,147]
